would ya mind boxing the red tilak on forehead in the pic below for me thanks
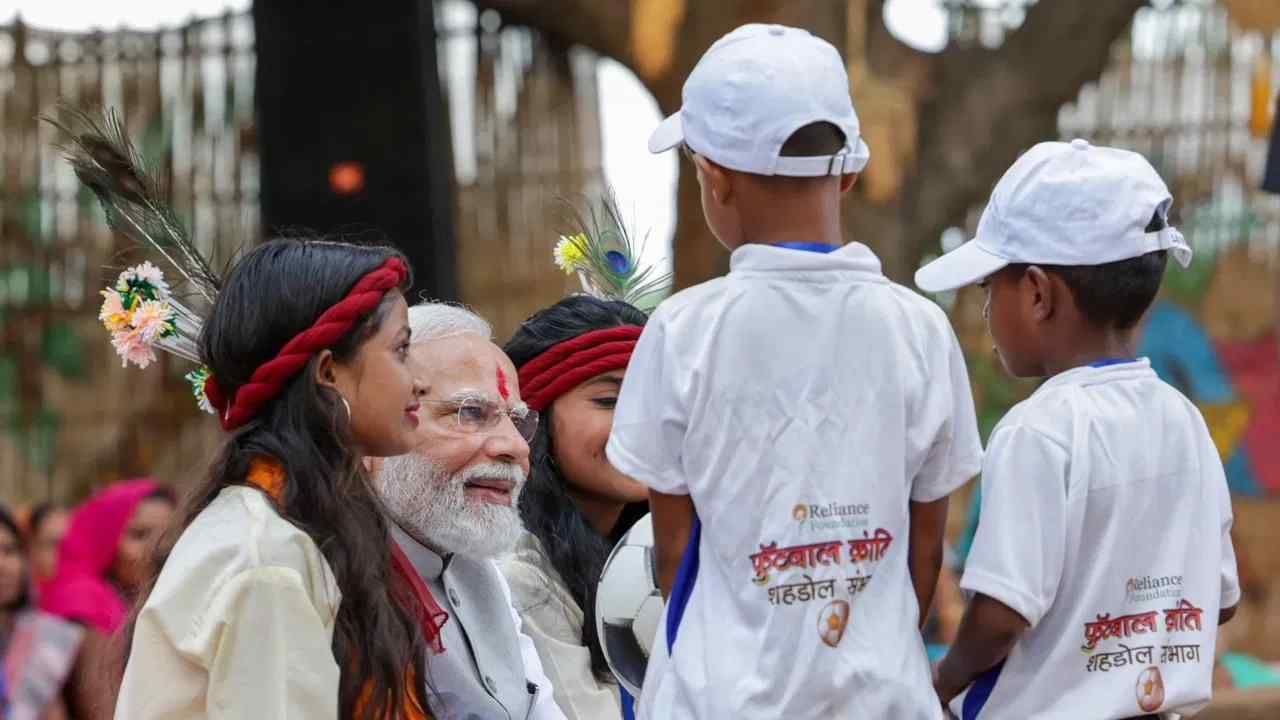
[496,365,510,401]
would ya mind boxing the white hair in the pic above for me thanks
[378,454,525,559]
[408,301,492,345]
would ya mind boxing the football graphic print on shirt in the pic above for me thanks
[1080,587,1207,715]
[1136,666,1165,713]
[818,600,850,648]
[747,508,894,649]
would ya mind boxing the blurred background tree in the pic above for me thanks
[474,0,1148,286]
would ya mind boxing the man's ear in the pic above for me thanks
[1024,266,1055,323]
[839,172,859,194]
[695,155,733,205]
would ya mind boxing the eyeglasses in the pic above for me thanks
[422,397,539,443]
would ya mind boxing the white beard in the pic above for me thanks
[378,455,526,559]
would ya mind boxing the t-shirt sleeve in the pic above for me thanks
[909,317,983,502]
[606,315,690,494]
[960,424,1070,627]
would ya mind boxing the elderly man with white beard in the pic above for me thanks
[377,302,567,720]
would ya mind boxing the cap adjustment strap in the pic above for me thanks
[771,140,870,177]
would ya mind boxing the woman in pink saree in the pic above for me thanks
[16,479,176,720]
[40,480,173,634]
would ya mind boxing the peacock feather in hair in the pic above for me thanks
[49,105,218,414]
[45,104,222,303]
[553,189,671,312]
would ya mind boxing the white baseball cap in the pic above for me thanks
[647,24,870,177]
[915,139,1193,293]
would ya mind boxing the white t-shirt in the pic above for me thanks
[607,242,982,719]
[954,359,1241,720]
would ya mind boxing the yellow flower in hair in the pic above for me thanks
[553,234,588,275]
[99,290,131,332]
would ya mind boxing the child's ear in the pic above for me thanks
[839,172,859,194]
[695,155,732,205]
[1024,266,1055,322]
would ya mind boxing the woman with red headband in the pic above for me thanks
[499,295,652,720]
[114,239,434,719]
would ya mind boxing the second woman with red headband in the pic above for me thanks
[500,296,650,720]
[115,240,435,719]
[497,194,668,720]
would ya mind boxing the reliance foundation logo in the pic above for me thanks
[792,501,871,531]
[1125,575,1183,603]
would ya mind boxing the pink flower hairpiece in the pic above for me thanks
[99,262,212,413]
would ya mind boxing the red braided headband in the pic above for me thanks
[203,257,409,431]
[518,325,643,412]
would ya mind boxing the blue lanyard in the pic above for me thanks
[774,242,838,254]
[1089,358,1138,368]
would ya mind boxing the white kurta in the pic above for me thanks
[116,485,342,719]
[498,532,623,720]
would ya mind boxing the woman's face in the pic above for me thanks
[549,369,648,507]
[30,508,68,583]
[0,524,25,610]
[326,292,425,458]
[110,497,174,596]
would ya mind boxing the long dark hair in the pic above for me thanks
[128,238,426,718]
[504,295,649,682]
[0,505,30,612]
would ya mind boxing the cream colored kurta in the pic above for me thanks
[115,485,342,719]
[498,532,622,720]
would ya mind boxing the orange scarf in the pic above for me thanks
[247,459,434,719]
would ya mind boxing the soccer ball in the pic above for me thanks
[817,599,850,648]
[1135,666,1165,713]
[596,513,665,697]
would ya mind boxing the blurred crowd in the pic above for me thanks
[0,484,174,719]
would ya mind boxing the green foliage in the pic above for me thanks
[966,351,1036,441]
[41,322,85,380]
[19,187,48,246]
[6,409,59,472]
[1160,245,1218,308]
[0,355,14,407]
[0,266,52,307]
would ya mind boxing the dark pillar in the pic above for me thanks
[253,0,457,299]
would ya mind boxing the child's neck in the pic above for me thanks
[1042,325,1138,378]
[740,223,843,249]
[736,189,844,248]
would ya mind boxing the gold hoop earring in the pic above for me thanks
[340,396,352,424]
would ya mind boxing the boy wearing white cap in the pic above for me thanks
[607,24,981,719]
[921,140,1240,720]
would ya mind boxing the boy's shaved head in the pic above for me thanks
[1025,212,1173,330]
[1041,251,1169,331]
